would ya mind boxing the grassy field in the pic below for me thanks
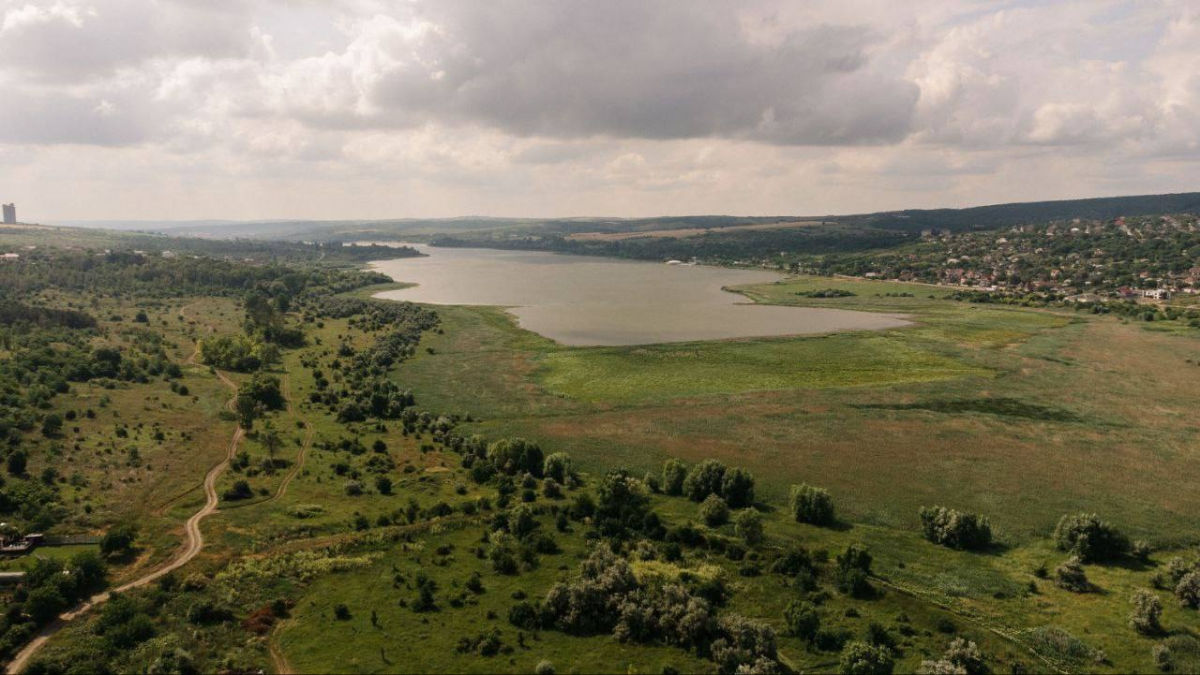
[391,276,1200,545]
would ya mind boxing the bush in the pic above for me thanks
[699,494,730,527]
[1053,513,1129,563]
[508,601,542,630]
[836,545,873,598]
[1176,571,1200,609]
[223,480,252,501]
[919,506,992,551]
[839,641,894,675]
[783,600,820,643]
[1131,589,1164,635]
[735,509,764,546]
[1055,557,1090,593]
[543,452,573,483]
[919,638,987,675]
[99,523,138,557]
[374,476,392,495]
[333,604,351,620]
[535,661,556,675]
[662,459,688,496]
[789,484,834,526]
[683,460,726,502]
[720,467,755,508]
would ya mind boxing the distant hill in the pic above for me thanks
[851,191,1200,233]
[49,190,1200,243]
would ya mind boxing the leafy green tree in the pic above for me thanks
[783,600,820,643]
[543,452,574,483]
[1130,589,1164,635]
[790,484,834,526]
[1053,513,1129,562]
[683,459,726,502]
[661,459,688,496]
[100,523,138,558]
[839,641,894,675]
[735,509,764,546]
[699,494,729,527]
[919,506,992,551]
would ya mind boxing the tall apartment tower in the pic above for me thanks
[1,204,14,224]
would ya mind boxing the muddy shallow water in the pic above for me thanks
[371,245,908,346]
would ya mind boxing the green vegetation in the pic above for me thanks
[9,212,1200,674]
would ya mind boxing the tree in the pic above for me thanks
[720,467,755,508]
[840,641,894,675]
[25,586,68,624]
[260,423,282,468]
[544,452,574,483]
[836,545,873,598]
[1053,513,1129,562]
[683,459,726,502]
[735,509,764,546]
[783,600,820,643]
[919,638,987,675]
[375,476,393,495]
[100,523,138,558]
[1130,589,1164,635]
[1055,557,1090,593]
[790,484,834,526]
[661,459,688,496]
[6,450,26,476]
[919,506,992,551]
[699,494,729,527]
[594,469,650,537]
[41,413,63,437]
[1176,571,1200,609]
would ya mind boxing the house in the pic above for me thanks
[1142,289,1171,300]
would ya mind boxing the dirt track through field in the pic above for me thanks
[5,325,243,674]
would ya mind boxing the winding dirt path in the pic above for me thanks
[5,364,243,674]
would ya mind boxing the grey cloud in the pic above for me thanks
[0,90,155,145]
[0,0,253,82]
[308,1,920,145]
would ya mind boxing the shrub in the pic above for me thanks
[699,494,730,527]
[839,641,894,675]
[720,467,755,508]
[919,638,987,674]
[1054,557,1090,593]
[709,615,779,674]
[343,480,364,496]
[1130,589,1164,635]
[735,509,764,546]
[543,452,573,483]
[661,459,688,496]
[783,600,820,643]
[683,460,726,502]
[919,506,992,551]
[836,545,873,598]
[333,604,351,620]
[223,480,252,501]
[1176,571,1200,609]
[1053,513,1129,562]
[789,484,834,526]
[508,601,542,630]
[374,476,393,495]
[99,523,138,557]
[535,661,556,675]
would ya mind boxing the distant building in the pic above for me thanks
[1,204,13,224]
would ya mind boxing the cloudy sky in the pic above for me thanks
[1,0,1198,221]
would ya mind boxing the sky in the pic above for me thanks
[1,0,1199,222]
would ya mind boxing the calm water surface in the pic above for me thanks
[370,245,908,346]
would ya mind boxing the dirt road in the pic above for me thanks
[5,369,243,674]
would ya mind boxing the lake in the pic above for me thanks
[370,245,908,346]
